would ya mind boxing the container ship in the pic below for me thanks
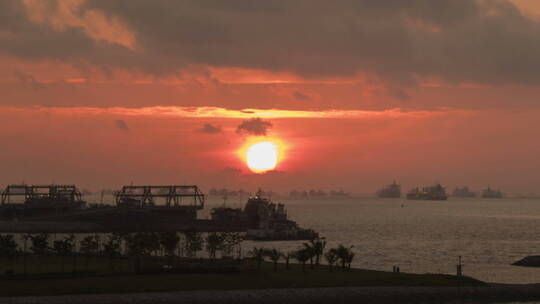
[376,181,401,198]
[482,186,503,198]
[406,184,447,201]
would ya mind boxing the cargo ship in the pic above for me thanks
[376,181,401,198]
[211,190,318,241]
[452,186,476,198]
[482,186,503,199]
[406,184,447,200]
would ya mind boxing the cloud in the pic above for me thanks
[236,118,273,135]
[2,0,540,88]
[292,91,311,101]
[14,71,45,90]
[198,123,222,134]
[114,119,129,131]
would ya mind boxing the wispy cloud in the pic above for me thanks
[6,105,464,120]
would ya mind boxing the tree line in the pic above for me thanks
[0,233,355,275]
[249,238,355,273]
[0,231,244,259]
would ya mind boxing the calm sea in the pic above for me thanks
[18,195,540,284]
[204,197,540,284]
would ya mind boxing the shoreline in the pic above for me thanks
[3,284,540,304]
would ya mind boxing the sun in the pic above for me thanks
[246,141,278,173]
[238,138,286,173]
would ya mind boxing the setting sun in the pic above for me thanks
[246,141,278,173]
[237,138,287,174]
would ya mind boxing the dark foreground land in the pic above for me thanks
[4,285,540,304]
[0,261,481,296]
[1,258,539,303]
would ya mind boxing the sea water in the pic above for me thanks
[14,195,540,284]
[206,197,540,284]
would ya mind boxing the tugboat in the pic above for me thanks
[376,181,401,198]
[211,190,318,241]
[482,186,503,198]
[406,184,447,201]
[452,186,476,198]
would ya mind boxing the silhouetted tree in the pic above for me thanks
[0,234,18,275]
[205,232,225,259]
[53,234,75,256]
[183,231,204,258]
[293,248,311,273]
[264,248,281,271]
[0,234,18,257]
[80,235,100,270]
[305,237,326,266]
[125,233,160,257]
[103,233,122,272]
[53,234,76,272]
[158,232,180,257]
[249,247,265,269]
[103,234,122,258]
[335,244,355,269]
[324,248,338,271]
[283,251,294,270]
[222,232,242,258]
[302,243,316,269]
[80,235,100,256]
[29,233,50,255]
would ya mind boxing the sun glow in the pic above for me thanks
[239,138,286,173]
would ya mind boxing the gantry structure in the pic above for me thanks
[114,185,205,209]
[1,184,83,205]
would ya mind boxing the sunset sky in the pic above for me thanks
[2,0,540,194]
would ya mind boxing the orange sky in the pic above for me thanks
[2,0,540,194]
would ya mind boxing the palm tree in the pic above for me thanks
[335,244,354,269]
[293,248,311,273]
[283,251,294,270]
[264,248,281,271]
[249,247,265,269]
[302,243,317,269]
[306,237,326,266]
[324,248,338,271]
